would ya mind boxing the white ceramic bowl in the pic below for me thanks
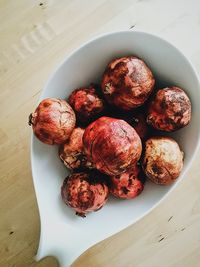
[31,31,200,267]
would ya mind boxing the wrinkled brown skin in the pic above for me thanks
[83,117,142,176]
[61,172,109,217]
[68,85,105,123]
[59,127,93,170]
[110,163,144,199]
[29,98,76,145]
[147,87,191,132]
[101,56,155,110]
[142,137,184,185]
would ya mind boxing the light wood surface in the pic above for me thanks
[0,1,200,266]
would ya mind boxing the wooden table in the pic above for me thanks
[1,1,200,266]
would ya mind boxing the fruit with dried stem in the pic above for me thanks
[83,117,142,175]
[59,127,93,170]
[142,137,184,185]
[147,87,191,131]
[110,163,144,199]
[68,85,105,123]
[101,56,155,110]
[29,98,76,145]
[61,171,109,217]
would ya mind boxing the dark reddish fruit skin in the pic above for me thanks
[83,117,142,175]
[59,127,93,170]
[128,113,149,140]
[110,164,144,199]
[147,87,191,132]
[68,85,104,123]
[61,172,109,217]
[114,111,149,140]
[29,98,76,145]
[101,56,155,110]
[142,137,184,185]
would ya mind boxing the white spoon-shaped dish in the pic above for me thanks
[31,31,200,267]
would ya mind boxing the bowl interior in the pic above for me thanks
[32,31,200,264]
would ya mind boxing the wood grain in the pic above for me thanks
[0,0,200,266]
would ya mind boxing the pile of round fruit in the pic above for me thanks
[29,56,191,217]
